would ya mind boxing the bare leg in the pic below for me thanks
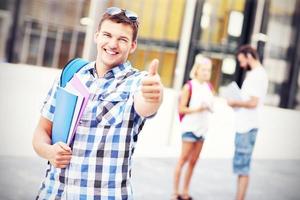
[182,140,204,197]
[236,175,249,200]
[173,141,194,197]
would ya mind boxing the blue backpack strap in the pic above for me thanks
[60,58,89,87]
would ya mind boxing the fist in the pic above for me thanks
[141,59,163,103]
[49,142,72,168]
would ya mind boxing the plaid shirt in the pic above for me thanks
[37,61,147,200]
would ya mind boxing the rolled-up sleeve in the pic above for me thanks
[40,77,60,122]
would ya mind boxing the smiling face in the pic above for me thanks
[195,63,212,82]
[94,20,137,69]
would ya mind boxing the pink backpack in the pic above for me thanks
[178,80,192,122]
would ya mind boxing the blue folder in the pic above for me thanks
[52,87,78,144]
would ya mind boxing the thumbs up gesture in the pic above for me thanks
[141,59,163,103]
[134,59,163,117]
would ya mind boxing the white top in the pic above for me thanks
[180,80,214,137]
[235,66,268,133]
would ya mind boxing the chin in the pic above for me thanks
[102,58,118,67]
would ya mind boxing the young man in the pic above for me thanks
[227,45,268,200]
[32,7,163,199]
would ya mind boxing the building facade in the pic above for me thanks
[0,0,299,110]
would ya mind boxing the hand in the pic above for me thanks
[195,103,210,113]
[141,59,163,103]
[48,142,72,168]
[227,99,238,107]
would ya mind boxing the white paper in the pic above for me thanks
[220,81,242,100]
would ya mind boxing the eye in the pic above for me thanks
[103,33,111,38]
[119,38,128,43]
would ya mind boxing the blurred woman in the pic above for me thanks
[172,55,214,200]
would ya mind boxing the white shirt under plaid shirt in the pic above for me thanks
[37,61,148,200]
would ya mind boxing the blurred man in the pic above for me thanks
[227,45,268,200]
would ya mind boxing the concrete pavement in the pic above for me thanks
[0,156,299,200]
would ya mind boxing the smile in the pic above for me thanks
[104,48,118,55]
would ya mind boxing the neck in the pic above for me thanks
[195,78,205,83]
[250,60,261,70]
[95,57,110,78]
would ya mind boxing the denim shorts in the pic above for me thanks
[233,128,258,175]
[182,131,205,142]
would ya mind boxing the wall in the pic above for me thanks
[0,63,299,159]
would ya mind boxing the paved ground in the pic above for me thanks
[0,156,299,200]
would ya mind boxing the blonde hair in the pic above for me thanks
[189,54,212,79]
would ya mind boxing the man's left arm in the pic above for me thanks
[228,74,265,109]
[227,96,259,109]
[134,59,163,117]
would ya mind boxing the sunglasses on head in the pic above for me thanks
[105,7,138,22]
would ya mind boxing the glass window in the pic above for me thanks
[296,74,300,110]
[1,0,91,68]
[191,0,246,91]
[109,0,186,87]
[263,0,297,107]
[0,0,15,62]
[199,0,245,49]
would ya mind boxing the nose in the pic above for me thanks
[108,38,118,49]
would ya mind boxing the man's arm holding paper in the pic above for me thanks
[227,96,259,109]
[226,78,261,109]
[32,78,72,169]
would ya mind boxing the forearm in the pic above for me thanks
[134,93,162,117]
[231,99,257,109]
[179,106,204,114]
[32,127,53,160]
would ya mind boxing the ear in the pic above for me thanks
[94,31,99,43]
[129,40,137,54]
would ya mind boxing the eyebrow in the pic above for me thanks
[101,31,111,35]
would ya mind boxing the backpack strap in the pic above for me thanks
[178,80,193,122]
[187,80,192,106]
[207,81,215,94]
[207,81,213,90]
[60,58,89,87]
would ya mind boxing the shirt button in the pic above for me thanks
[105,72,113,78]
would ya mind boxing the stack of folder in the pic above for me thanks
[52,74,90,145]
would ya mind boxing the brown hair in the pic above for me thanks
[98,12,139,41]
[236,45,259,60]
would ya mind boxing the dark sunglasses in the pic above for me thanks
[105,7,138,22]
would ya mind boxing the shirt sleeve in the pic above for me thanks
[40,77,60,122]
[246,74,265,99]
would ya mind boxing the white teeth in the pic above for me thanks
[105,49,117,55]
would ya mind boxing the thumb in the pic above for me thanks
[57,142,72,152]
[148,59,159,76]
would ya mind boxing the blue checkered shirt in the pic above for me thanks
[37,61,147,200]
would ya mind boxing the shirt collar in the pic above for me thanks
[80,61,97,77]
[80,61,133,79]
[108,61,132,79]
